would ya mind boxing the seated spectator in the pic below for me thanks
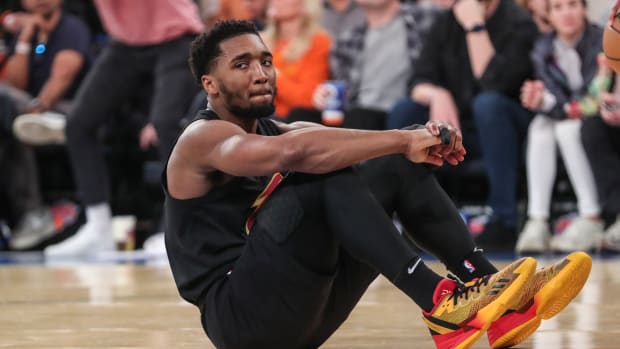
[244,0,268,30]
[322,0,366,39]
[304,0,440,130]
[261,0,330,119]
[582,89,620,252]
[41,0,203,258]
[0,0,89,250]
[519,0,553,33]
[516,0,606,254]
[203,0,253,29]
[386,0,538,251]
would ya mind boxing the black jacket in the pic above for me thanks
[412,0,538,119]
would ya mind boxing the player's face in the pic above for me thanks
[212,34,276,119]
[548,0,586,39]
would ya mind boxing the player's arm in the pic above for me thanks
[176,119,444,178]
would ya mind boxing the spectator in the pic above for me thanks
[582,88,620,252]
[516,0,605,253]
[521,0,553,33]
[0,0,88,250]
[322,0,366,39]
[303,0,440,130]
[204,0,252,29]
[261,0,330,119]
[42,0,203,257]
[386,0,538,251]
[244,0,269,30]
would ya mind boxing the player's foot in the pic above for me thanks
[423,257,536,349]
[487,251,592,348]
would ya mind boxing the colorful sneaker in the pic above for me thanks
[422,257,536,349]
[487,251,592,348]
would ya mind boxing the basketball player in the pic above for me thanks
[164,20,591,349]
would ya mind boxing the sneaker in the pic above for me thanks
[515,219,550,254]
[12,111,66,145]
[487,251,592,348]
[44,219,115,258]
[474,220,517,252]
[143,232,166,256]
[9,202,79,250]
[422,257,536,349]
[602,215,620,251]
[549,217,603,252]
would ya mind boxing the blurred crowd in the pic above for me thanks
[0,0,618,257]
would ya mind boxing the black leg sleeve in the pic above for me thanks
[357,155,497,280]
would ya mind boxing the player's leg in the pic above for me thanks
[356,155,497,281]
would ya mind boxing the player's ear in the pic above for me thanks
[202,75,219,97]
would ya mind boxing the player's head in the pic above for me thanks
[189,20,276,119]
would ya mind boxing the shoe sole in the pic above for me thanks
[434,258,537,349]
[13,114,65,145]
[489,251,592,349]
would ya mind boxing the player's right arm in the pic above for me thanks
[182,119,445,176]
[167,119,446,197]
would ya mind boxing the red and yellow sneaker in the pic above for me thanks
[487,251,592,348]
[422,257,536,349]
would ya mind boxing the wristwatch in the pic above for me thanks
[466,23,487,33]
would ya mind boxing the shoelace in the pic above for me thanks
[447,274,491,306]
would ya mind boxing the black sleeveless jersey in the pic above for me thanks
[162,110,281,306]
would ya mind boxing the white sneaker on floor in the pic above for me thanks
[515,219,550,253]
[13,111,66,145]
[549,217,603,252]
[602,216,620,252]
[143,232,166,256]
[44,221,114,258]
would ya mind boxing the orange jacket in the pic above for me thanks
[273,31,331,118]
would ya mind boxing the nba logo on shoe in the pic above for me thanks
[463,259,476,273]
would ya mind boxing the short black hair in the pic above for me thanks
[189,20,261,84]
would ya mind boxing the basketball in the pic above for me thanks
[603,13,620,73]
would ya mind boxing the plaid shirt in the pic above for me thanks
[330,3,441,106]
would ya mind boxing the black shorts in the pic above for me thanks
[201,174,379,349]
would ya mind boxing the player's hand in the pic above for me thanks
[610,0,620,26]
[429,89,461,129]
[520,79,545,110]
[600,93,620,126]
[139,123,159,150]
[453,0,486,30]
[312,84,329,111]
[425,121,466,166]
[404,128,444,166]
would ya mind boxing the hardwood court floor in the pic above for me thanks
[0,254,617,348]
